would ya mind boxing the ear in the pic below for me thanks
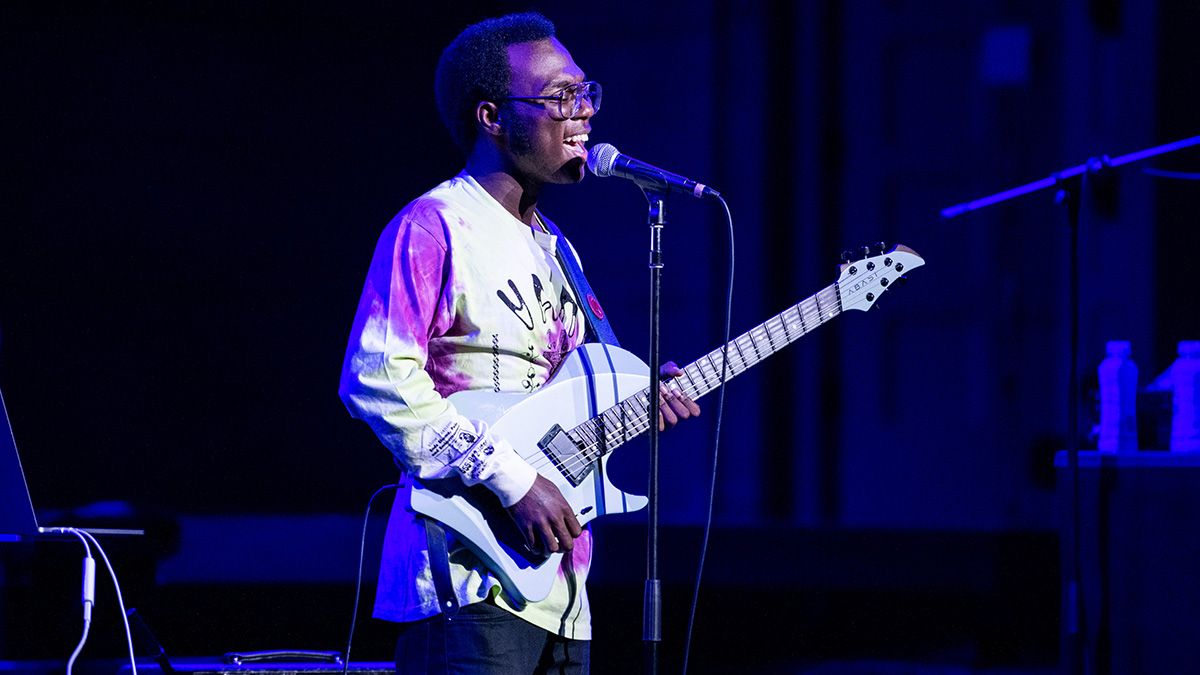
[476,101,503,138]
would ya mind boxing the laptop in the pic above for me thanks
[1,386,143,540]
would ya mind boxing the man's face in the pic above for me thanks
[500,38,594,185]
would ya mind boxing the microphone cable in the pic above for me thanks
[342,483,400,675]
[681,194,735,675]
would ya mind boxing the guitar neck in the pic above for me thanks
[677,281,843,399]
[567,282,843,461]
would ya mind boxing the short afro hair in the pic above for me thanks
[435,12,557,153]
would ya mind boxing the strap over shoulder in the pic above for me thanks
[537,213,621,347]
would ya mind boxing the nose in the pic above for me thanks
[574,91,598,119]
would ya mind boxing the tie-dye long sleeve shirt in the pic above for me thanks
[338,172,593,638]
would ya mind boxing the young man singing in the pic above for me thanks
[339,12,698,673]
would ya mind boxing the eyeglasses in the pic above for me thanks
[505,81,602,119]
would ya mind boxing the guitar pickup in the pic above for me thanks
[538,424,594,487]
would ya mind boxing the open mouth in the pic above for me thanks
[564,133,589,160]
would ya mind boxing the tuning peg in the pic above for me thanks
[841,250,855,264]
[860,245,871,259]
[871,241,887,255]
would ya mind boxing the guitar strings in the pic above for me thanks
[523,293,837,474]
[548,273,900,476]
[521,283,850,475]
[526,276,887,475]
[519,280,875,477]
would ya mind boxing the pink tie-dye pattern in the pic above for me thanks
[542,322,578,375]
[562,528,593,578]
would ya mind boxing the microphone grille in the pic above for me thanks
[586,143,620,177]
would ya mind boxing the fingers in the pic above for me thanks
[549,517,575,552]
[522,524,538,552]
[657,383,700,430]
[565,510,583,538]
[680,394,701,416]
[665,391,699,418]
[550,499,583,551]
[534,508,582,553]
[511,478,583,554]
[524,520,579,554]
[658,387,677,430]
[538,522,560,552]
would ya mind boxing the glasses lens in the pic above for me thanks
[560,82,602,118]
[583,82,602,114]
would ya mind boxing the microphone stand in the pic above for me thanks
[641,187,666,675]
[941,134,1199,675]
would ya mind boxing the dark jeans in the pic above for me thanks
[394,600,590,675]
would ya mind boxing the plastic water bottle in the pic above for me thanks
[1098,340,1138,453]
[1170,341,1200,452]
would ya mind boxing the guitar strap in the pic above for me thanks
[537,212,621,347]
[423,517,460,617]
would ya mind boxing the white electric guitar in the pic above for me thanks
[411,244,925,604]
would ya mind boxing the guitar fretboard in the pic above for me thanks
[564,282,844,465]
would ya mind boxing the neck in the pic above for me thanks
[466,151,541,226]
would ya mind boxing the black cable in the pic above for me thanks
[681,195,735,675]
[342,483,400,675]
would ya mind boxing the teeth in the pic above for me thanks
[565,134,589,144]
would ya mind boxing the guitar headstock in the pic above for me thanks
[836,243,925,312]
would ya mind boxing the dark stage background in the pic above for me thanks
[2,1,1198,673]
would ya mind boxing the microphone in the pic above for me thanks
[586,143,720,199]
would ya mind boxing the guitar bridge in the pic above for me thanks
[538,424,594,487]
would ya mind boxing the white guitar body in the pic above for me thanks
[410,343,652,605]
[407,244,926,605]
